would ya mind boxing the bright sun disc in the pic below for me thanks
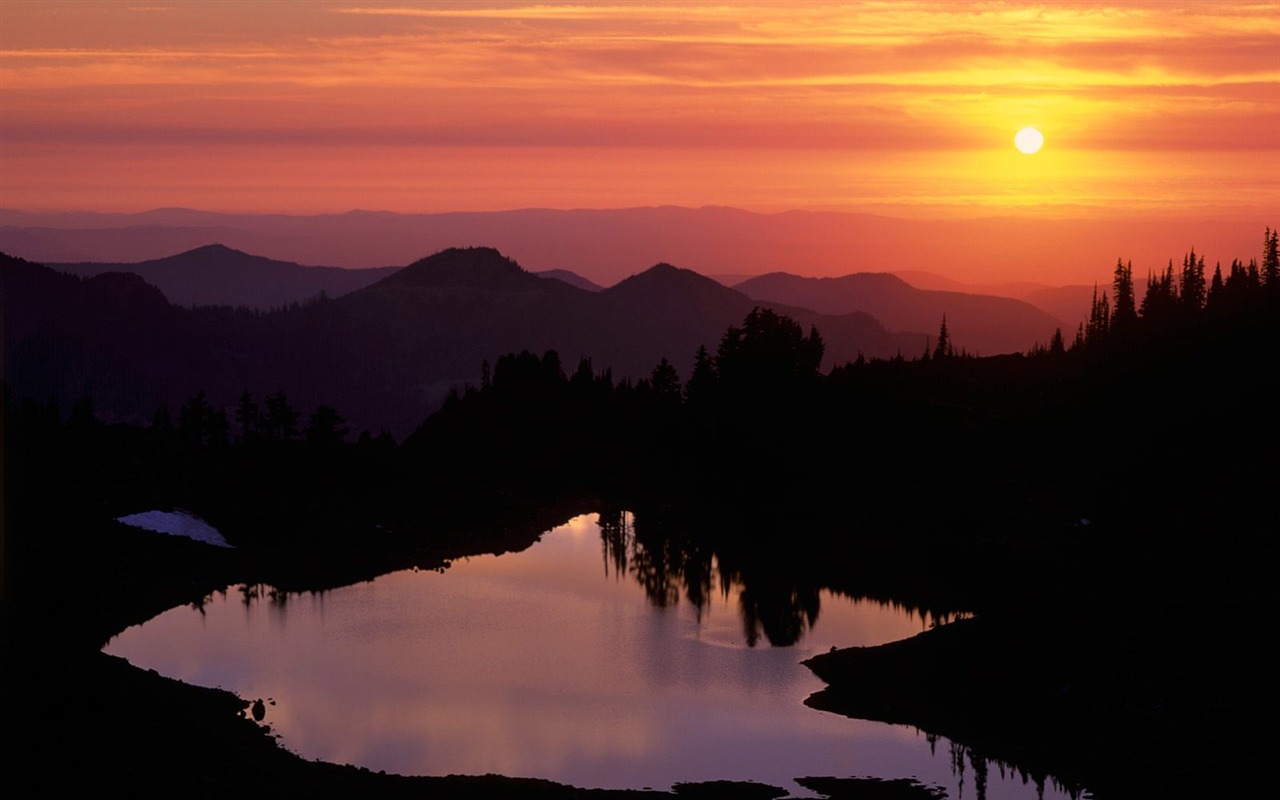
[1015,127,1044,154]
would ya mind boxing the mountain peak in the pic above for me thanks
[157,243,261,266]
[377,247,538,291]
[604,261,746,306]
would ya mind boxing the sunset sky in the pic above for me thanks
[1,1,1277,220]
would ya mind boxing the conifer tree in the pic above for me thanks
[264,390,300,441]
[932,315,952,360]
[1086,285,1110,345]
[685,345,716,405]
[1208,262,1224,309]
[1112,258,1137,330]
[1180,249,1206,314]
[1264,227,1279,288]
[650,357,682,403]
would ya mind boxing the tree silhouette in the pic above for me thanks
[264,390,300,442]
[1180,249,1206,315]
[1049,327,1065,355]
[650,357,682,405]
[1264,227,1279,289]
[1111,258,1137,332]
[685,344,717,406]
[305,404,350,447]
[715,306,824,387]
[1139,262,1178,329]
[933,315,952,360]
[1086,285,1110,346]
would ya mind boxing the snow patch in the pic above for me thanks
[116,509,233,548]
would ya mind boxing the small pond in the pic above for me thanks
[105,513,1078,798]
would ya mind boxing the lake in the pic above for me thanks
[105,513,1079,799]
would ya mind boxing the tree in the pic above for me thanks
[685,344,717,406]
[1264,227,1279,288]
[715,307,824,386]
[932,315,952,360]
[305,405,350,447]
[1049,327,1065,355]
[1112,258,1137,331]
[650,357,682,404]
[1180,249,1206,315]
[264,390,300,442]
[1086,285,1110,346]
[1139,262,1178,329]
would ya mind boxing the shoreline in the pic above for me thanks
[5,501,1270,799]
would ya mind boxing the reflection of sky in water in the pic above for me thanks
[105,514,1073,799]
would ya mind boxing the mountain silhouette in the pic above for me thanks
[1,252,213,415]
[370,247,542,292]
[48,244,398,309]
[2,207,1263,293]
[3,247,921,437]
[735,272,1064,355]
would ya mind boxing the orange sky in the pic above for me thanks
[1,1,1277,221]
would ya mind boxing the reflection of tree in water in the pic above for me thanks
[936,735,1081,800]
[597,508,821,646]
[737,579,821,647]
[239,583,290,607]
[599,509,984,650]
[599,508,716,617]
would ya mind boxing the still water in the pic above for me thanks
[105,513,1077,799]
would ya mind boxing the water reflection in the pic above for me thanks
[106,513,1079,800]
[600,509,964,648]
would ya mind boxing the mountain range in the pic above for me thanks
[1,205,1263,291]
[5,246,956,437]
[734,272,1063,357]
[48,245,400,310]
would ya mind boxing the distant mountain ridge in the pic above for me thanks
[2,205,1266,289]
[2,247,924,437]
[735,272,1064,355]
[48,244,400,309]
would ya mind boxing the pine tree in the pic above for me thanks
[685,345,716,405]
[1264,227,1279,288]
[1111,258,1137,330]
[1208,262,1224,310]
[932,315,952,360]
[264,390,300,442]
[1086,285,1110,345]
[1180,249,1206,314]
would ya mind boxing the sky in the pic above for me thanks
[1,1,1277,221]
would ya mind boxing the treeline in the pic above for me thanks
[8,231,1277,554]
[407,231,1278,540]
[1048,227,1279,353]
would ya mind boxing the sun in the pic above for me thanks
[1014,127,1044,154]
